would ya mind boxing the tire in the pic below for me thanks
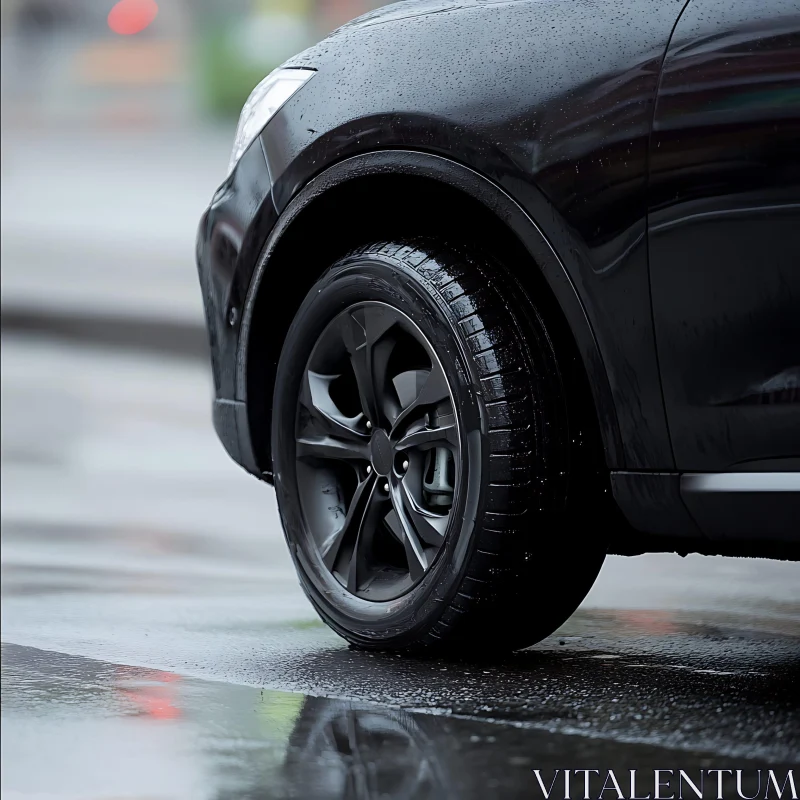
[271,239,606,654]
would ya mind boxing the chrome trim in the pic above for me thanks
[682,472,800,493]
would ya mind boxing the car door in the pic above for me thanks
[648,0,800,467]
[647,0,800,540]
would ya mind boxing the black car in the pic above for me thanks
[196,0,799,653]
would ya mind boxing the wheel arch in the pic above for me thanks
[239,150,623,477]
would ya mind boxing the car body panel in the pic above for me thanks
[257,0,690,470]
[197,140,276,400]
[648,0,800,472]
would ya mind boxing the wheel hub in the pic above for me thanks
[369,429,393,476]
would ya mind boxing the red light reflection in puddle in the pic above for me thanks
[614,610,681,635]
[115,667,181,720]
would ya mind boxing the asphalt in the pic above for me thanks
[2,334,799,799]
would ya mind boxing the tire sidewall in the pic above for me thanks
[272,254,487,647]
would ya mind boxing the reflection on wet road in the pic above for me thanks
[3,644,796,800]
[1,336,799,797]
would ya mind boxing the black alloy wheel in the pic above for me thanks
[296,301,460,601]
[272,239,607,653]
[283,697,453,799]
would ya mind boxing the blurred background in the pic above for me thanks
[0,0,384,332]
[0,0,388,561]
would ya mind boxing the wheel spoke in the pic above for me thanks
[296,434,368,462]
[345,481,387,593]
[372,335,401,426]
[300,370,366,441]
[320,472,376,570]
[391,361,451,434]
[340,307,396,427]
[384,506,429,581]
[395,423,458,451]
[397,479,448,546]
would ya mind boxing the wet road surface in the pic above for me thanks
[2,335,799,797]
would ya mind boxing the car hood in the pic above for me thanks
[331,0,466,32]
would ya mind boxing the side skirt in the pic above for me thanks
[610,470,800,559]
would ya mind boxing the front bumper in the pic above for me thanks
[195,138,278,478]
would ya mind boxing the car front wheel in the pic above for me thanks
[271,239,605,653]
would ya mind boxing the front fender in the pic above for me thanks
[253,0,682,469]
[238,149,625,469]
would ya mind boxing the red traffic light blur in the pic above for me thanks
[108,0,159,36]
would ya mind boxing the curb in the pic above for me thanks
[1,304,209,361]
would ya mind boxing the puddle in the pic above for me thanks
[2,644,794,800]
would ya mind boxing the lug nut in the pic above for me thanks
[402,460,409,471]
[366,420,372,430]
[366,466,372,475]
[383,482,389,492]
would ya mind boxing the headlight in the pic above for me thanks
[228,67,315,176]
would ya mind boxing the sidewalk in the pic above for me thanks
[1,127,232,357]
